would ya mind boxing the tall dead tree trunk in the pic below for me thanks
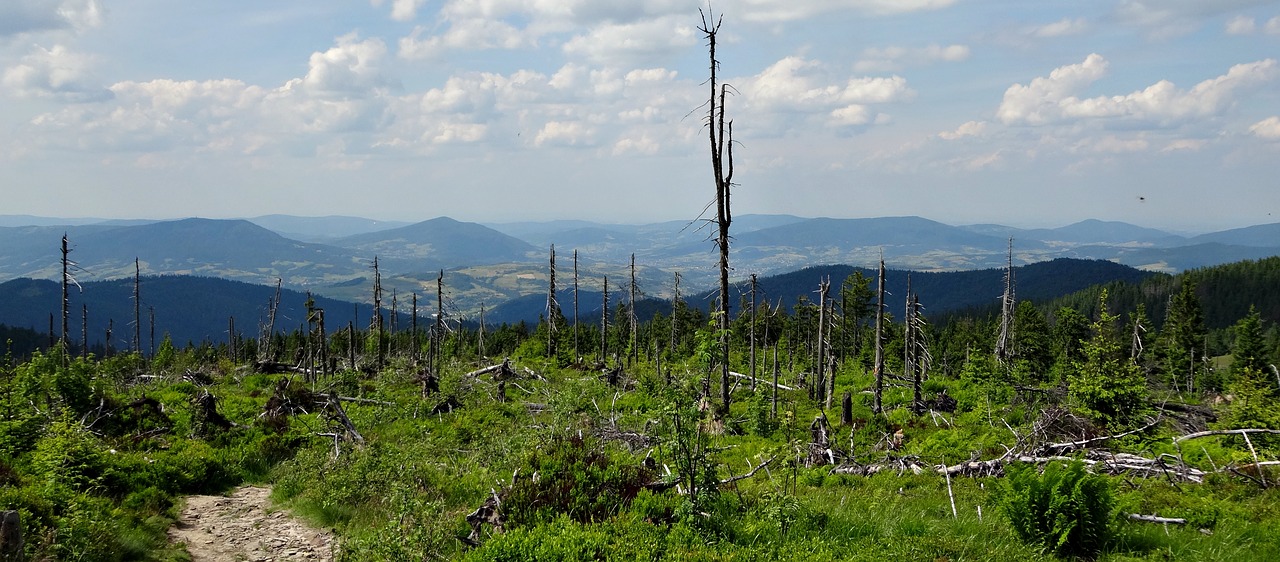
[478,303,487,357]
[134,258,141,354]
[816,277,830,407]
[873,257,886,414]
[600,276,609,361]
[82,304,88,360]
[60,234,71,360]
[260,278,282,363]
[750,274,757,391]
[412,292,419,365]
[699,9,736,414]
[547,245,560,359]
[629,254,638,366]
[372,256,385,370]
[434,270,444,372]
[994,237,1015,367]
[573,250,580,361]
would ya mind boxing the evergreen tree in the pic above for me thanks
[1231,306,1269,381]
[1012,301,1053,383]
[1157,281,1206,392]
[1068,291,1148,428]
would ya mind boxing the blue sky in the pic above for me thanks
[2,0,1278,232]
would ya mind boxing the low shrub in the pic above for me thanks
[1000,459,1114,558]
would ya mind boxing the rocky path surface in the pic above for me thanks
[168,486,336,562]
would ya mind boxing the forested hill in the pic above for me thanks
[1044,255,1280,331]
[487,258,1156,326]
[0,276,411,353]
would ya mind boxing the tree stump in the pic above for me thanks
[0,510,21,562]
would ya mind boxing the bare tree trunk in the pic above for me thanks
[817,277,829,407]
[372,256,384,370]
[750,274,757,391]
[873,257,886,414]
[995,237,1015,367]
[412,292,419,365]
[434,270,444,372]
[573,250,580,361]
[548,245,559,359]
[700,10,735,414]
[105,319,113,357]
[261,278,281,363]
[149,306,155,358]
[629,254,638,366]
[134,257,141,354]
[82,304,88,360]
[600,276,609,361]
[60,234,71,361]
[478,303,487,358]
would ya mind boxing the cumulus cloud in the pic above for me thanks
[2,43,110,101]
[399,20,531,60]
[562,16,698,65]
[1251,116,1280,140]
[0,0,101,37]
[998,54,1280,127]
[938,120,987,140]
[728,0,956,22]
[854,44,969,72]
[290,33,393,96]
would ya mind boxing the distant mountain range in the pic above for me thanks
[2,214,1278,321]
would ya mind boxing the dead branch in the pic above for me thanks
[728,371,794,391]
[1173,428,1280,444]
[1038,417,1162,454]
[1128,513,1188,525]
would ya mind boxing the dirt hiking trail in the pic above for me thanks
[168,486,336,562]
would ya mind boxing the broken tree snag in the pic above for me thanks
[464,358,517,380]
[191,390,233,438]
[325,395,365,446]
[462,489,505,547]
[0,510,21,562]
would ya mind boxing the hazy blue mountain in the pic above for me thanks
[1091,243,1280,272]
[248,214,410,242]
[1186,222,1280,247]
[486,258,1156,327]
[737,216,1025,251]
[0,275,402,350]
[0,215,112,227]
[0,218,370,286]
[332,217,537,265]
[958,220,1182,246]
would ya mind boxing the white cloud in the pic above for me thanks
[938,120,987,140]
[292,33,392,96]
[0,0,101,37]
[399,19,531,59]
[1250,116,1280,140]
[854,44,969,72]
[1161,139,1207,152]
[997,53,1109,125]
[1116,0,1275,37]
[534,120,594,147]
[562,16,698,65]
[728,0,956,22]
[1226,15,1256,35]
[2,43,110,101]
[390,0,428,22]
[998,54,1279,127]
[1268,16,1280,34]
[1030,17,1089,38]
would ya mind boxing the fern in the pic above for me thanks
[1001,460,1114,558]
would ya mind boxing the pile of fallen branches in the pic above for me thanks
[819,413,1278,486]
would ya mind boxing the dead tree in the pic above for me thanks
[547,245,560,358]
[432,270,445,373]
[749,273,758,391]
[133,257,141,354]
[371,256,385,370]
[81,304,88,360]
[629,254,639,366]
[600,276,609,361]
[994,237,1015,367]
[573,249,580,360]
[699,9,736,413]
[873,256,886,414]
[411,292,419,364]
[817,277,834,408]
[259,278,282,363]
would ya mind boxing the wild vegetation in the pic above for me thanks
[1,251,1279,560]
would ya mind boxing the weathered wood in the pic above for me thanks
[1128,513,1188,525]
[1173,428,1280,444]
[728,371,794,391]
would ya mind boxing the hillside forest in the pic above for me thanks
[1,249,1280,561]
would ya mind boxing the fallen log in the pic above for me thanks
[1128,513,1187,525]
[728,371,795,391]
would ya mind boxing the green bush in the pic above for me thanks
[1000,460,1114,558]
